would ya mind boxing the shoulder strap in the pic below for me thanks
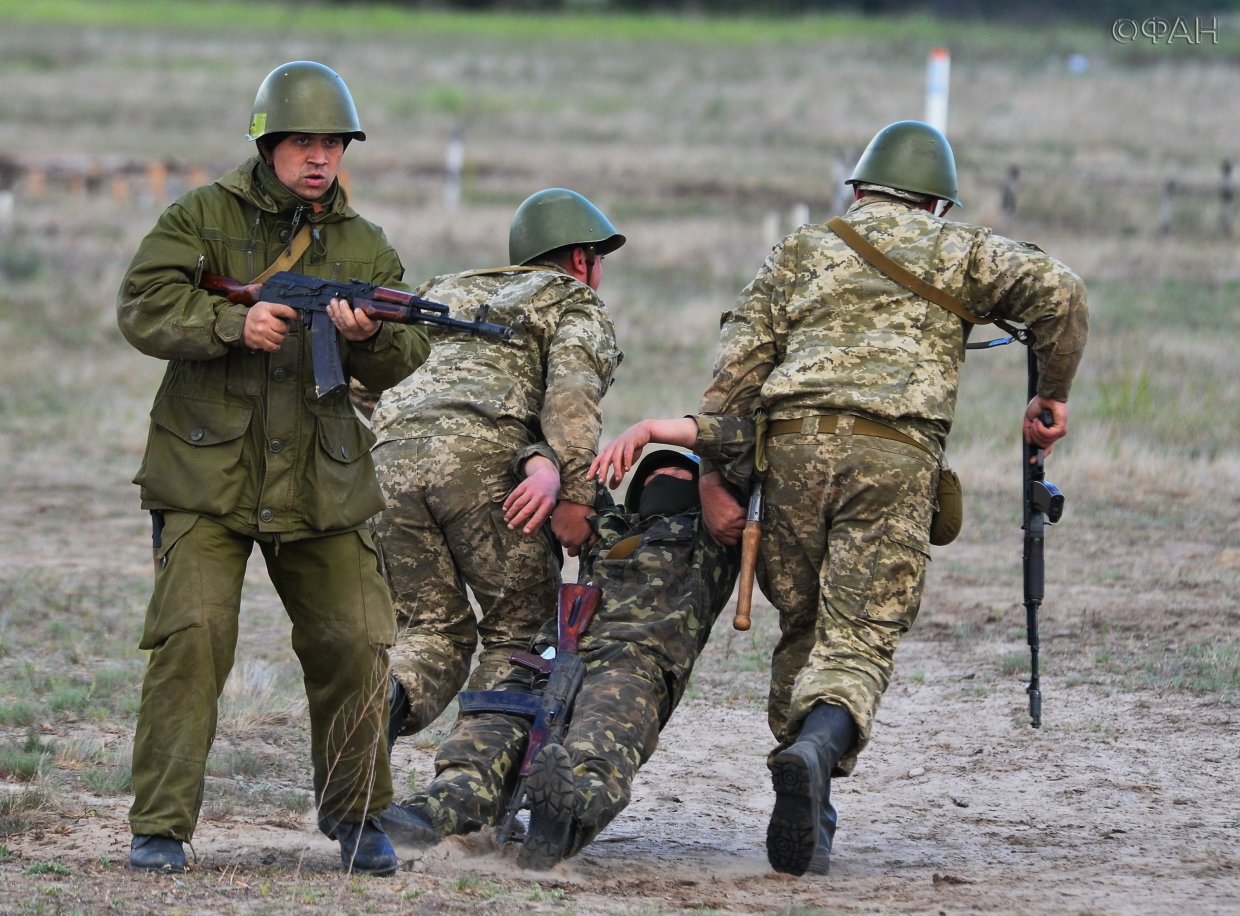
[251,224,313,284]
[826,217,987,325]
[451,265,550,281]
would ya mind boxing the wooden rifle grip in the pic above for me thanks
[734,520,760,631]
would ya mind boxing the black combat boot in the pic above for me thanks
[388,674,410,755]
[378,803,440,848]
[127,834,186,873]
[336,818,399,876]
[766,703,856,877]
[804,780,839,876]
[517,743,576,871]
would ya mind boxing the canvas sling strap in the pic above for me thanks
[251,223,313,284]
[826,217,987,327]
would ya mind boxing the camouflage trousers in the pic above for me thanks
[407,642,664,855]
[372,435,561,736]
[129,512,394,840]
[760,425,935,774]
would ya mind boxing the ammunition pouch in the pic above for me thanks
[930,465,963,546]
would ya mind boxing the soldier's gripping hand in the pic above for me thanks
[1024,396,1069,459]
[243,301,298,352]
[506,456,560,535]
[699,470,745,547]
[327,296,381,342]
[551,501,598,557]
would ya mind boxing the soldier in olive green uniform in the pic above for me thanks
[118,61,428,876]
[378,448,741,869]
[693,121,1089,876]
[371,189,625,745]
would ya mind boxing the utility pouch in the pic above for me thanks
[752,406,770,476]
[930,465,964,546]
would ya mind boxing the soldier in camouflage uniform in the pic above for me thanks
[378,448,741,869]
[118,62,428,876]
[370,188,625,747]
[688,121,1089,877]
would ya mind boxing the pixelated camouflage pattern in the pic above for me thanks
[692,414,757,490]
[698,196,1089,453]
[696,195,1087,775]
[373,435,562,737]
[401,502,739,850]
[370,266,621,505]
[759,430,935,775]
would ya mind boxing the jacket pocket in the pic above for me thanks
[304,413,384,530]
[135,396,252,515]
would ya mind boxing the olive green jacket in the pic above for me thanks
[117,156,429,537]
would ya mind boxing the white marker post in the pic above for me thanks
[925,47,950,134]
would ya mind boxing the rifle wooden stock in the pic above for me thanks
[734,521,759,631]
[556,583,601,653]
[733,480,763,631]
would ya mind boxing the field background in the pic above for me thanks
[0,2,1236,913]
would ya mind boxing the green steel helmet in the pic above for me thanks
[846,120,961,207]
[623,449,700,514]
[509,188,626,266]
[246,61,366,144]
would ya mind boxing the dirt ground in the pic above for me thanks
[2,459,1237,915]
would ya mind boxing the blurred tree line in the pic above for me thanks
[326,0,1238,24]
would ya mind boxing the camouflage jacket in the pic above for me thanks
[562,502,739,724]
[371,266,621,506]
[698,195,1089,454]
[117,156,428,536]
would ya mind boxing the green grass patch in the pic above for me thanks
[0,734,55,781]
[23,861,70,877]
[1141,643,1239,693]
[0,785,51,836]
[1090,641,1239,695]
[0,0,1144,60]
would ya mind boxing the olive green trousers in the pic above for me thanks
[129,512,395,841]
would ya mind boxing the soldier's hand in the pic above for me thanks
[327,297,380,342]
[1024,396,1068,460]
[551,501,597,557]
[590,423,653,488]
[699,471,745,547]
[505,457,560,535]
[243,301,298,351]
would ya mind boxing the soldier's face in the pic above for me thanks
[270,133,345,202]
[643,466,694,486]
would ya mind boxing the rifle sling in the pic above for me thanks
[456,689,538,720]
[826,217,987,326]
[251,224,313,284]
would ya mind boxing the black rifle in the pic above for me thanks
[455,583,601,848]
[202,270,516,399]
[1021,343,1065,728]
[970,320,1066,727]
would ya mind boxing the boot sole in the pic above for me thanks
[517,744,575,871]
[126,860,185,874]
[767,745,823,877]
[346,861,398,877]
